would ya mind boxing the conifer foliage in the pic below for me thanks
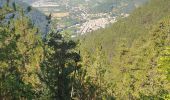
[0,1,43,99]
[0,0,170,99]
[39,27,81,99]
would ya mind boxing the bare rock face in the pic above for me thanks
[0,0,49,35]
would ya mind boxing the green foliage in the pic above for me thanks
[1,0,170,99]
[79,45,115,99]
[79,0,170,99]
[159,47,170,81]
[80,0,170,58]
[39,27,81,99]
[0,3,43,99]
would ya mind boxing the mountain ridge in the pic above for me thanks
[80,0,170,59]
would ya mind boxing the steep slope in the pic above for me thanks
[0,0,49,34]
[79,0,170,99]
[80,0,170,58]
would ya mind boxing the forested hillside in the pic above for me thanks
[80,0,170,56]
[0,0,170,99]
[79,0,170,99]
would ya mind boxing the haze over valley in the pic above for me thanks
[21,0,148,36]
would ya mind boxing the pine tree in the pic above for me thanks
[39,20,81,99]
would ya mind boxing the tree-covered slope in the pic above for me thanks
[80,0,170,57]
[0,0,170,99]
[79,0,170,99]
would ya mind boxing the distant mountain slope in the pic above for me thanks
[80,0,170,58]
[91,0,148,13]
[0,0,49,34]
[67,0,148,13]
